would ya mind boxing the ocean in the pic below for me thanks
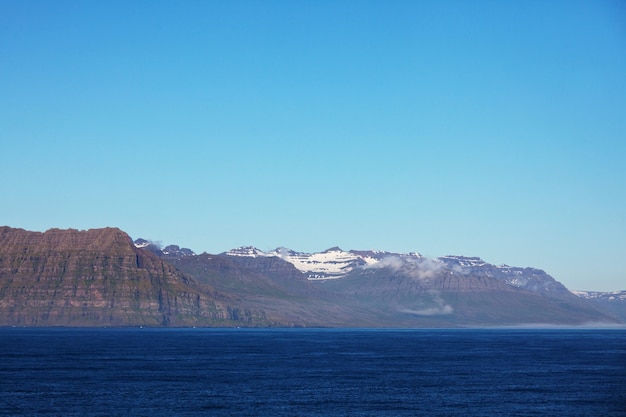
[1,328,625,416]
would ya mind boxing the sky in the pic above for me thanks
[1,0,625,291]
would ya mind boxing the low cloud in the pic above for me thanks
[400,305,454,316]
[367,256,446,280]
[398,293,454,316]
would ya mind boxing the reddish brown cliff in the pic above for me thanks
[0,227,268,326]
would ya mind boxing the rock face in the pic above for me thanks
[0,227,268,327]
[167,247,621,327]
[572,290,626,322]
[1,227,621,327]
[218,246,621,326]
[317,267,615,326]
[133,238,195,258]
[166,253,357,327]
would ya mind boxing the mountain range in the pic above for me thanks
[0,226,623,327]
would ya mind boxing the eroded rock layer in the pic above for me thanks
[0,227,267,326]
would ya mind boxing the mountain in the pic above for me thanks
[197,245,620,326]
[0,227,620,327]
[0,227,273,327]
[164,253,356,327]
[572,290,626,322]
[133,238,195,258]
[223,246,579,299]
[223,246,377,280]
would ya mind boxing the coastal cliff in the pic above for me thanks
[0,227,267,326]
[0,227,620,327]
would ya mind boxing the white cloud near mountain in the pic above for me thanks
[399,294,454,316]
[367,256,447,280]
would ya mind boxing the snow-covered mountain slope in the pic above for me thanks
[224,248,574,301]
[126,239,623,326]
[223,246,422,279]
[223,246,268,258]
[572,290,626,321]
[572,290,626,301]
[438,255,572,298]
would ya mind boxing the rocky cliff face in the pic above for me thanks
[1,227,621,327]
[318,266,617,326]
[573,290,626,322]
[165,254,345,327]
[169,247,621,327]
[0,227,269,326]
[217,246,620,326]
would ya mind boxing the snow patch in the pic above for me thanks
[223,246,426,280]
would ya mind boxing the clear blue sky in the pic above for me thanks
[1,0,625,291]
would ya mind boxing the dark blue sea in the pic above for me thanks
[1,328,625,416]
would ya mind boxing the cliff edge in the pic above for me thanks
[0,227,266,326]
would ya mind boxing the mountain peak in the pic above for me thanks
[224,246,269,258]
[323,246,343,253]
[162,245,195,257]
[438,255,486,266]
[2,227,622,327]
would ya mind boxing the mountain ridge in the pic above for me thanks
[0,226,621,327]
[151,239,623,326]
[221,245,575,297]
[212,244,623,299]
[0,227,275,327]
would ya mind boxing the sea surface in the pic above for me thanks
[1,328,625,416]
